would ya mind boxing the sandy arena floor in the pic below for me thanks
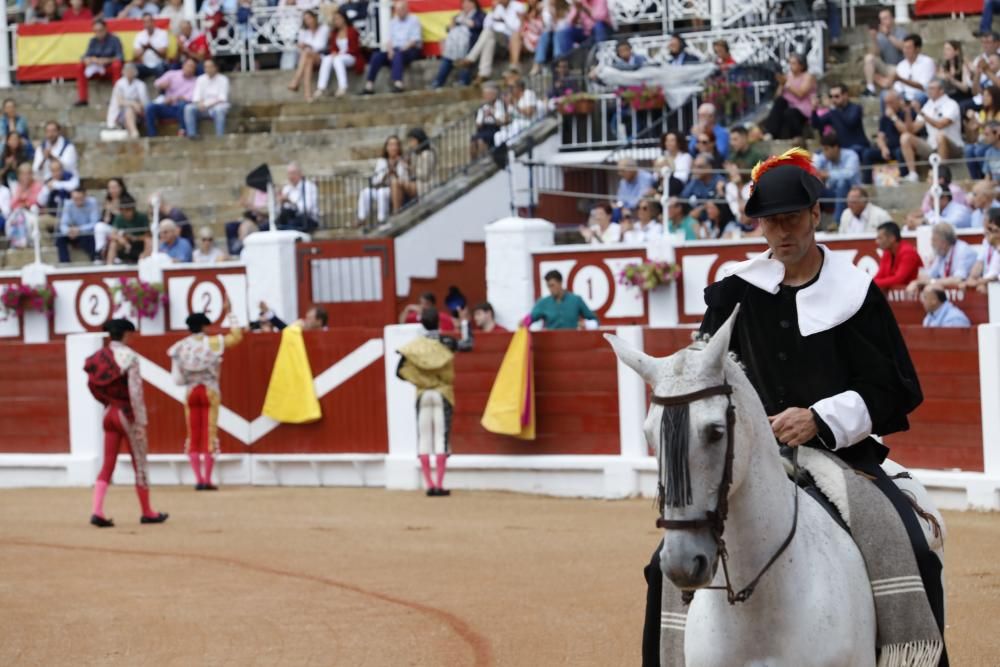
[0,487,998,666]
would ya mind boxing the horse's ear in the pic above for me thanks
[604,333,659,385]
[702,304,741,371]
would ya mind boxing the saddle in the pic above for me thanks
[780,445,850,533]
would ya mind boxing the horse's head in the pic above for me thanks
[606,307,757,591]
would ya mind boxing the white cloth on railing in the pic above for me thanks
[591,62,718,109]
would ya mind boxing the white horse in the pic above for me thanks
[606,309,915,666]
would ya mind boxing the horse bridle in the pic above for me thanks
[650,381,800,605]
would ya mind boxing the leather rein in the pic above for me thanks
[650,382,800,605]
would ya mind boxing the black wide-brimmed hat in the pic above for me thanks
[102,318,136,336]
[186,312,212,332]
[744,149,825,219]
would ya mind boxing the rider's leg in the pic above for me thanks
[642,541,664,667]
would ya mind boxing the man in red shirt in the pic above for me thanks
[178,20,212,71]
[400,292,457,332]
[873,221,923,289]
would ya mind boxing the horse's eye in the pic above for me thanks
[706,424,725,443]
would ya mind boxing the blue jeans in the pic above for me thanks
[102,0,123,17]
[554,22,611,58]
[534,30,553,65]
[982,0,1000,34]
[431,58,472,88]
[824,178,854,223]
[366,47,421,84]
[145,102,187,137]
[826,1,842,41]
[56,233,97,263]
[136,64,165,79]
[183,104,229,137]
[966,141,990,180]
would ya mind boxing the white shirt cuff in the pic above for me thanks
[811,390,873,450]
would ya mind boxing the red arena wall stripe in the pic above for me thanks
[452,330,621,456]
[0,341,69,453]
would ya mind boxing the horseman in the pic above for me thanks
[641,148,946,665]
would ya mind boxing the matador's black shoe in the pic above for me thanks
[140,512,169,524]
[90,514,114,528]
[436,489,451,497]
[202,484,218,491]
[195,483,206,491]
[426,488,438,497]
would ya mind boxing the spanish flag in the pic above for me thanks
[409,0,492,57]
[480,326,535,440]
[16,18,177,82]
[261,324,322,424]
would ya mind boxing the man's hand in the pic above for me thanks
[769,408,818,447]
[67,227,79,240]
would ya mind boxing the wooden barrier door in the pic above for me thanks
[296,240,397,328]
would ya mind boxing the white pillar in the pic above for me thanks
[894,0,910,24]
[978,324,1000,479]
[183,0,197,20]
[383,323,423,490]
[136,254,169,335]
[710,0,724,29]
[65,333,106,485]
[989,282,1000,324]
[646,237,680,326]
[485,217,554,331]
[0,5,11,90]
[615,325,648,460]
[242,230,308,323]
[20,261,51,343]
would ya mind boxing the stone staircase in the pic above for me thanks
[2,63,486,268]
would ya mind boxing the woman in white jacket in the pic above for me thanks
[107,63,149,139]
[357,135,409,225]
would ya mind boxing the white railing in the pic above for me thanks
[594,21,825,75]
[610,0,787,30]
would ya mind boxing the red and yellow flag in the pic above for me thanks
[16,18,177,82]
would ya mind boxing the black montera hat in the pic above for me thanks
[744,149,825,219]
[102,318,136,336]
[186,312,212,332]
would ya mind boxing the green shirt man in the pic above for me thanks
[529,270,600,330]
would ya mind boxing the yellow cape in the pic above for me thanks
[480,327,535,440]
[261,324,322,424]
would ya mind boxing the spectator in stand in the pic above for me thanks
[761,53,816,141]
[899,79,962,182]
[1,100,31,146]
[555,0,611,58]
[316,12,364,98]
[6,163,47,247]
[431,0,485,89]
[62,0,93,21]
[259,301,330,331]
[470,302,506,332]
[400,292,458,331]
[358,135,407,225]
[982,1,1000,39]
[276,162,319,232]
[680,154,722,209]
[33,121,78,182]
[665,34,700,65]
[286,10,329,102]
[713,39,735,73]
[75,19,124,106]
[813,132,860,225]
[727,126,765,172]
[969,180,999,228]
[56,187,100,263]
[839,186,891,234]
[985,120,1000,180]
[470,83,507,158]
[30,0,61,24]
[891,34,936,105]
[921,288,971,327]
[965,209,1000,291]
[687,103,729,158]
[100,177,129,227]
[925,189,972,228]
[664,196,699,240]
[509,0,544,72]
[121,0,160,19]
[864,89,918,180]
[621,198,663,243]
[41,158,79,213]
[919,165,968,213]
[939,40,973,106]
[107,63,149,139]
[615,158,656,216]
[548,58,581,97]
[493,79,539,146]
[531,0,568,76]
[720,161,758,238]
[579,200,621,244]
[0,177,10,239]
[654,131,692,197]
[105,195,149,264]
[177,21,211,72]
[156,219,193,262]
[2,133,32,188]
[812,83,870,163]
[588,38,646,81]
[363,0,423,94]
[393,127,437,211]
[692,128,724,169]
[159,0,185,34]
[969,32,1000,108]
[145,58,197,137]
[193,226,227,263]
[528,270,598,330]
[873,221,922,290]
[151,193,191,240]
[907,222,978,292]
[460,0,525,85]
[133,13,169,78]
[964,86,1000,178]
[184,59,230,138]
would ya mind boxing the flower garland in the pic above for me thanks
[557,91,599,115]
[111,277,169,320]
[616,85,665,111]
[0,284,55,319]
[618,260,682,292]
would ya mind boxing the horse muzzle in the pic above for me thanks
[660,531,719,589]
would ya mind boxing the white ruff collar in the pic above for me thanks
[721,245,872,336]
